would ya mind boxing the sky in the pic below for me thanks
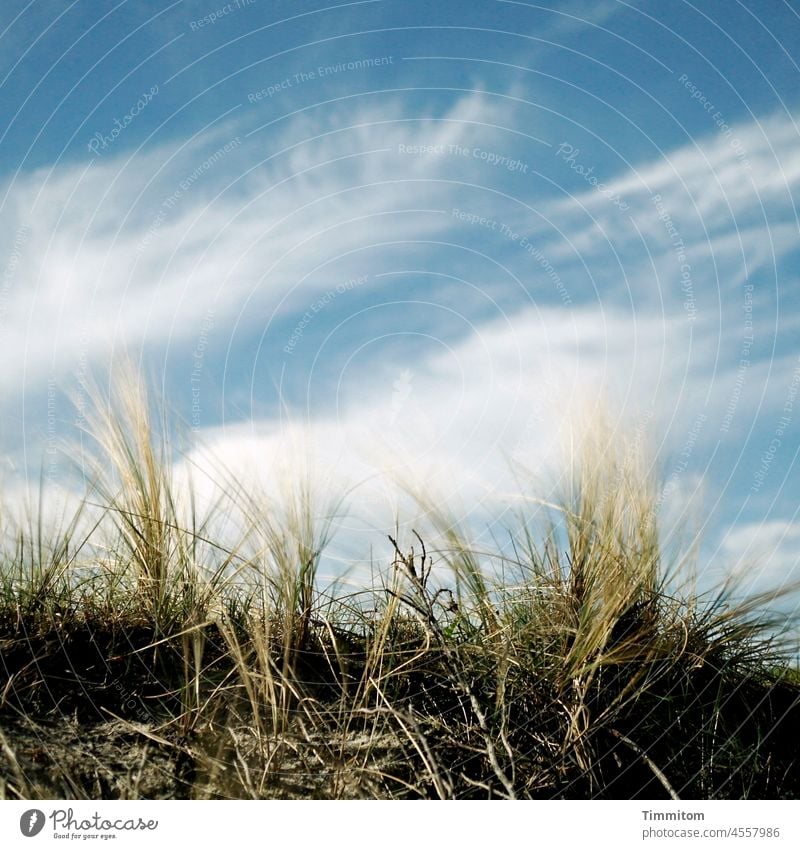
[0,0,799,602]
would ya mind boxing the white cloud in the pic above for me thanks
[2,91,800,595]
[2,96,798,403]
[547,112,800,281]
[714,519,800,602]
[178,303,681,578]
[0,89,534,395]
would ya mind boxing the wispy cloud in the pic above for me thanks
[715,519,800,597]
[2,89,799,590]
[0,90,532,394]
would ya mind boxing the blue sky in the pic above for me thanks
[1,0,799,598]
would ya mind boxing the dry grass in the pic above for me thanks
[0,369,798,799]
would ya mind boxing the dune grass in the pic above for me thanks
[0,369,798,800]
